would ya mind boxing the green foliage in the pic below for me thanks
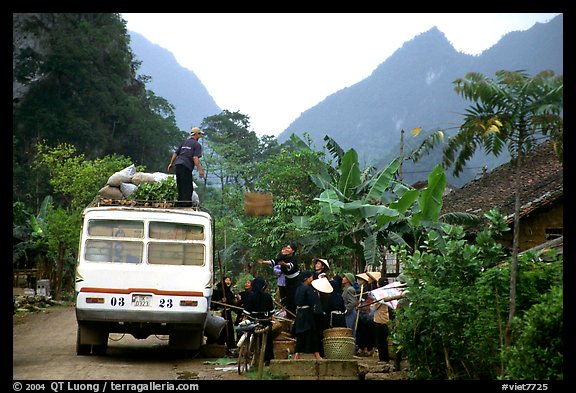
[393,210,563,379]
[201,110,278,192]
[129,177,177,201]
[34,142,134,210]
[503,285,563,380]
[447,70,563,176]
[311,136,448,271]
[13,13,182,210]
[44,206,82,297]
[13,197,52,268]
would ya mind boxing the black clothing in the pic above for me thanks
[234,287,253,325]
[293,282,322,354]
[173,137,202,205]
[175,164,194,206]
[211,280,237,349]
[374,322,390,361]
[271,253,300,316]
[243,277,275,362]
[243,277,274,320]
[356,296,376,352]
[314,290,330,357]
[325,277,347,328]
[174,137,202,171]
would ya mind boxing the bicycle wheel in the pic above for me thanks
[247,332,258,371]
[237,334,250,375]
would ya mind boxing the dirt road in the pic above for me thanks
[13,305,250,381]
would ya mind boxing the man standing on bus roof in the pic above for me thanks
[167,127,204,207]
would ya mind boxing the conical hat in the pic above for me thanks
[312,277,333,294]
[356,272,372,283]
[366,271,381,282]
[314,258,330,269]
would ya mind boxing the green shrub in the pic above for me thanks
[503,285,563,380]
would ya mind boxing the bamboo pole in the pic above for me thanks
[354,284,364,333]
[211,300,244,312]
[356,293,406,309]
[273,298,296,319]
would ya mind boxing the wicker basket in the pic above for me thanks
[323,327,353,339]
[322,337,355,359]
[244,192,273,216]
[270,319,283,338]
[273,339,296,359]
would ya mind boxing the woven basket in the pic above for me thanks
[244,192,273,216]
[322,337,355,359]
[323,327,353,339]
[270,320,283,338]
[273,339,296,359]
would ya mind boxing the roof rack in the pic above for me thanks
[87,196,200,210]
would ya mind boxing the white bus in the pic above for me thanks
[75,201,214,355]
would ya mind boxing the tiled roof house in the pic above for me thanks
[440,140,563,252]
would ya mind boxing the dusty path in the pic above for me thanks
[13,305,249,381]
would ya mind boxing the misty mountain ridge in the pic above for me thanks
[129,15,563,187]
[129,32,221,132]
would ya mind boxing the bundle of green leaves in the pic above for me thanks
[129,177,177,202]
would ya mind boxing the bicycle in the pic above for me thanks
[236,315,272,378]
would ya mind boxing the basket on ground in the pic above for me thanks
[273,339,296,359]
[322,337,355,359]
[323,327,353,339]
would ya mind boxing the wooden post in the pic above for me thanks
[399,129,404,182]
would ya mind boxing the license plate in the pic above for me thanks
[132,294,151,307]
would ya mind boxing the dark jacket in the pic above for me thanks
[293,283,317,334]
[243,277,274,321]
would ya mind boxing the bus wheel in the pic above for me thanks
[76,327,91,356]
[92,343,108,355]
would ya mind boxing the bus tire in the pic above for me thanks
[92,343,108,356]
[76,327,91,356]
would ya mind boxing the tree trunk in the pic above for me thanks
[505,150,524,347]
[55,243,66,300]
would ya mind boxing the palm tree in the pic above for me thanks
[442,70,563,346]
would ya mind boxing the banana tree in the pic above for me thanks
[311,137,447,273]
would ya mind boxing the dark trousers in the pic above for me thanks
[285,277,299,316]
[175,164,193,206]
[374,322,389,361]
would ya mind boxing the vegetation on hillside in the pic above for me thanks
[12,13,563,380]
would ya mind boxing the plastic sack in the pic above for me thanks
[107,164,136,187]
[131,172,157,185]
[98,185,123,199]
[120,182,138,197]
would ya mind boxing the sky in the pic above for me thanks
[121,13,561,137]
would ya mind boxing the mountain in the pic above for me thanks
[277,14,563,187]
[128,32,221,131]
[128,15,562,187]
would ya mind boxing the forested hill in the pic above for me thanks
[128,31,221,131]
[126,15,562,188]
[276,14,563,187]
[13,13,185,206]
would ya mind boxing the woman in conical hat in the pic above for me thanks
[313,258,330,279]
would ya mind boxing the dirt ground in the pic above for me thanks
[12,304,252,381]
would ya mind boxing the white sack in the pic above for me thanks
[120,182,138,197]
[131,172,157,185]
[107,164,136,187]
